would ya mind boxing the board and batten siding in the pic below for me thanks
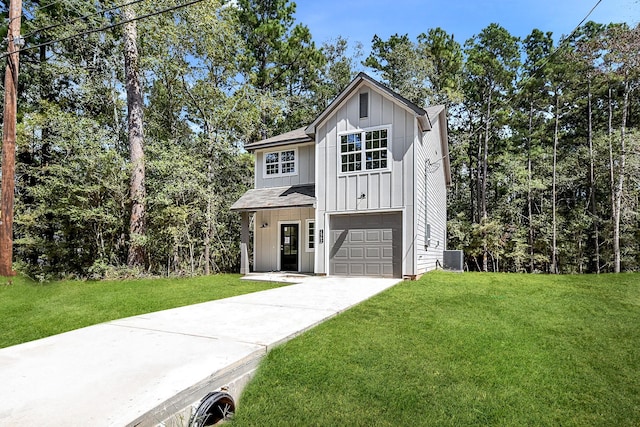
[315,84,417,276]
[254,143,315,189]
[253,208,315,273]
[415,113,447,274]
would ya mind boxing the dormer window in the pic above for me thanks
[264,148,297,177]
[339,126,390,173]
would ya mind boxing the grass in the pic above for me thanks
[232,272,640,426]
[0,274,286,349]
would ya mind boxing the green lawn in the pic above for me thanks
[232,272,640,426]
[0,274,285,349]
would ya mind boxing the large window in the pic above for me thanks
[340,133,362,172]
[264,149,297,177]
[340,127,389,173]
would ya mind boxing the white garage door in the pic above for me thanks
[329,212,402,278]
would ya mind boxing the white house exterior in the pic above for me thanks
[231,73,451,279]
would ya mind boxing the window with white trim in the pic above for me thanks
[340,127,390,173]
[263,148,297,177]
[306,220,315,252]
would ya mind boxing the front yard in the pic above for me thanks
[232,272,640,426]
[0,274,285,348]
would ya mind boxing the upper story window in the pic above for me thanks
[359,92,369,118]
[264,148,297,177]
[340,127,390,173]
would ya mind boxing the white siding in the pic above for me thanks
[415,113,447,274]
[255,143,315,189]
[253,208,315,273]
[315,83,418,276]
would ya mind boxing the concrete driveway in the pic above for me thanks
[0,275,401,426]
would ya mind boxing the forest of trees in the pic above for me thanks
[0,0,638,279]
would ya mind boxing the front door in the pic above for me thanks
[280,224,299,271]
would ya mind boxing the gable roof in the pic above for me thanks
[305,72,432,136]
[243,74,451,186]
[244,127,313,152]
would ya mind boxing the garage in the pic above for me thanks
[329,212,402,278]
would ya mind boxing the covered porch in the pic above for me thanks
[230,185,316,274]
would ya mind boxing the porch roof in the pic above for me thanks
[230,184,316,212]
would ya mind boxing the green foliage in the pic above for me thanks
[364,33,433,105]
[236,0,325,137]
[14,104,128,279]
[5,1,640,276]
[314,37,362,109]
[417,27,464,104]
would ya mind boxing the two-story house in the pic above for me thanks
[230,73,450,279]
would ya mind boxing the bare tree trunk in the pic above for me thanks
[482,91,492,221]
[204,193,211,276]
[587,76,600,273]
[527,99,535,273]
[475,132,482,224]
[481,90,492,272]
[123,5,146,268]
[204,157,214,276]
[613,78,629,273]
[607,87,615,273]
[551,91,559,274]
[467,116,476,224]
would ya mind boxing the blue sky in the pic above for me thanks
[295,0,640,53]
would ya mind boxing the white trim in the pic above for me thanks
[413,118,419,276]
[337,125,392,176]
[327,207,405,216]
[305,219,315,252]
[277,220,302,272]
[262,147,299,179]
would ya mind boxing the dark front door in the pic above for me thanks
[280,224,299,271]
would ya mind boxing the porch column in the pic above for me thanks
[240,211,250,275]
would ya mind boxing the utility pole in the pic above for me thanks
[0,0,23,277]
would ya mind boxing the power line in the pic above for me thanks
[21,0,151,41]
[1,0,208,60]
[527,0,603,75]
[463,0,605,143]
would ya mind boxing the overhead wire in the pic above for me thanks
[21,0,151,41]
[461,0,604,145]
[0,0,208,60]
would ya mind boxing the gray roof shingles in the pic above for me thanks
[244,127,313,151]
[230,184,316,211]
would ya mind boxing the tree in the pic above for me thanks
[572,22,606,273]
[463,23,520,271]
[520,28,554,272]
[236,0,324,139]
[603,23,640,272]
[122,4,146,268]
[364,33,432,105]
[314,37,362,109]
[417,27,464,105]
